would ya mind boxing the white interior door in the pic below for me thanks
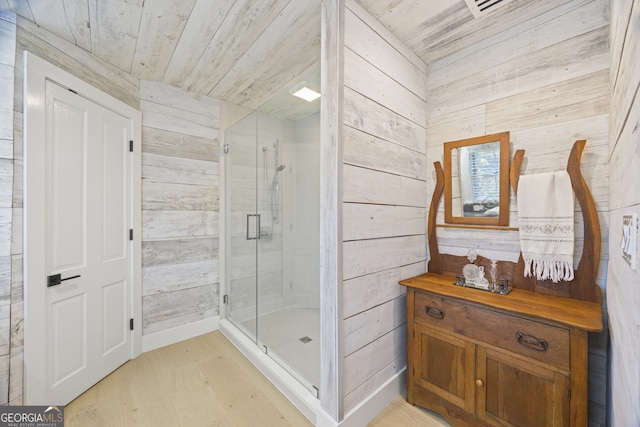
[23,50,143,404]
[24,52,142,406]
[40,81,131,404]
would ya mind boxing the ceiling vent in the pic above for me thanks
[464,0,514,18]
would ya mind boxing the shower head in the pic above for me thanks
[272,165,285,187]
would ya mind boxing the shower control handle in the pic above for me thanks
[246,213,261,240]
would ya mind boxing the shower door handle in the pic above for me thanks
[246,214,261,240]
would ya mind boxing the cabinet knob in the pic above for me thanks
[475,379,484,387]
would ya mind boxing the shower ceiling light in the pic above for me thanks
[289,81,321,102]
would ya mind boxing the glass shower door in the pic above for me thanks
[255,113,320,393]
[226,112,258,339]
[225,110,320,395]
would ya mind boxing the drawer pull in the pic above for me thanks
[425,305,445,319]
[516,331,548,352]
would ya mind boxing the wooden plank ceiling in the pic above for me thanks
[1,0,569,120]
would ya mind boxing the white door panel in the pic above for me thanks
[101,119,128,262]
[48,95,86,273]
[102,281,127,355]
[50,292,87,386]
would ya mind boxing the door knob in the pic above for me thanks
[47,274,81,287]
[475,379,484,387]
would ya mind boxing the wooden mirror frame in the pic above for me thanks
[443,131,510,226]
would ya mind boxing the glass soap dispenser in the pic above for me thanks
[489,259,498,292]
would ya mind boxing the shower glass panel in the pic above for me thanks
[225,110,320,394]
[226,113,258,340]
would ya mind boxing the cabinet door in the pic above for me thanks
[477,347,570,426]
[413,323,475,412]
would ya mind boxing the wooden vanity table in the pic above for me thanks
[400,140,603,426]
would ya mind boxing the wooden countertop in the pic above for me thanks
[400,272,603,332]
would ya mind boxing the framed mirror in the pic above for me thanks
[444,132,510,226]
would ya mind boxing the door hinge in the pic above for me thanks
[223,294,228,304]
[223,143,229,154]
[129,229,133,241]
[130,318,134,330]
[129,140,134,152]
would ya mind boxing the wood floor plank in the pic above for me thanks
[65,331,311,426]
[65,331,448,426]
[368,396,451,426]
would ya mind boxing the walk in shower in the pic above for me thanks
[222,105,320,403]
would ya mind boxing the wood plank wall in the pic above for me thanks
[425,0,610,424]
[140,80,220,334]
[5,16,142,405]
[341,0,428,413]
[607,0,640,426]
[0,11,16,406]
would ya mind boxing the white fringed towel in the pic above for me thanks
[517,171,574,282]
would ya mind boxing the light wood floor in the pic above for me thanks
[66,331,449,426]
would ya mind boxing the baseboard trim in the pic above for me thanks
[141,316,220,353]
[316,369,406,427]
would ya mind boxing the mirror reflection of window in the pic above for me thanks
[460,142,500,217]
[451,147,462,217]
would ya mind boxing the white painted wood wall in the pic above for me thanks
[425,0,610,424]
[140,80,220,334]
[0,11,16,406]
[341,0,428,414]
[607,0,640,426]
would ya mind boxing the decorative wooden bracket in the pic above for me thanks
[426,161,444,274]
[524,140,602,303]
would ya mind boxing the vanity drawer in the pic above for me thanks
[414,290,570,370]
[414,291,467,333]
